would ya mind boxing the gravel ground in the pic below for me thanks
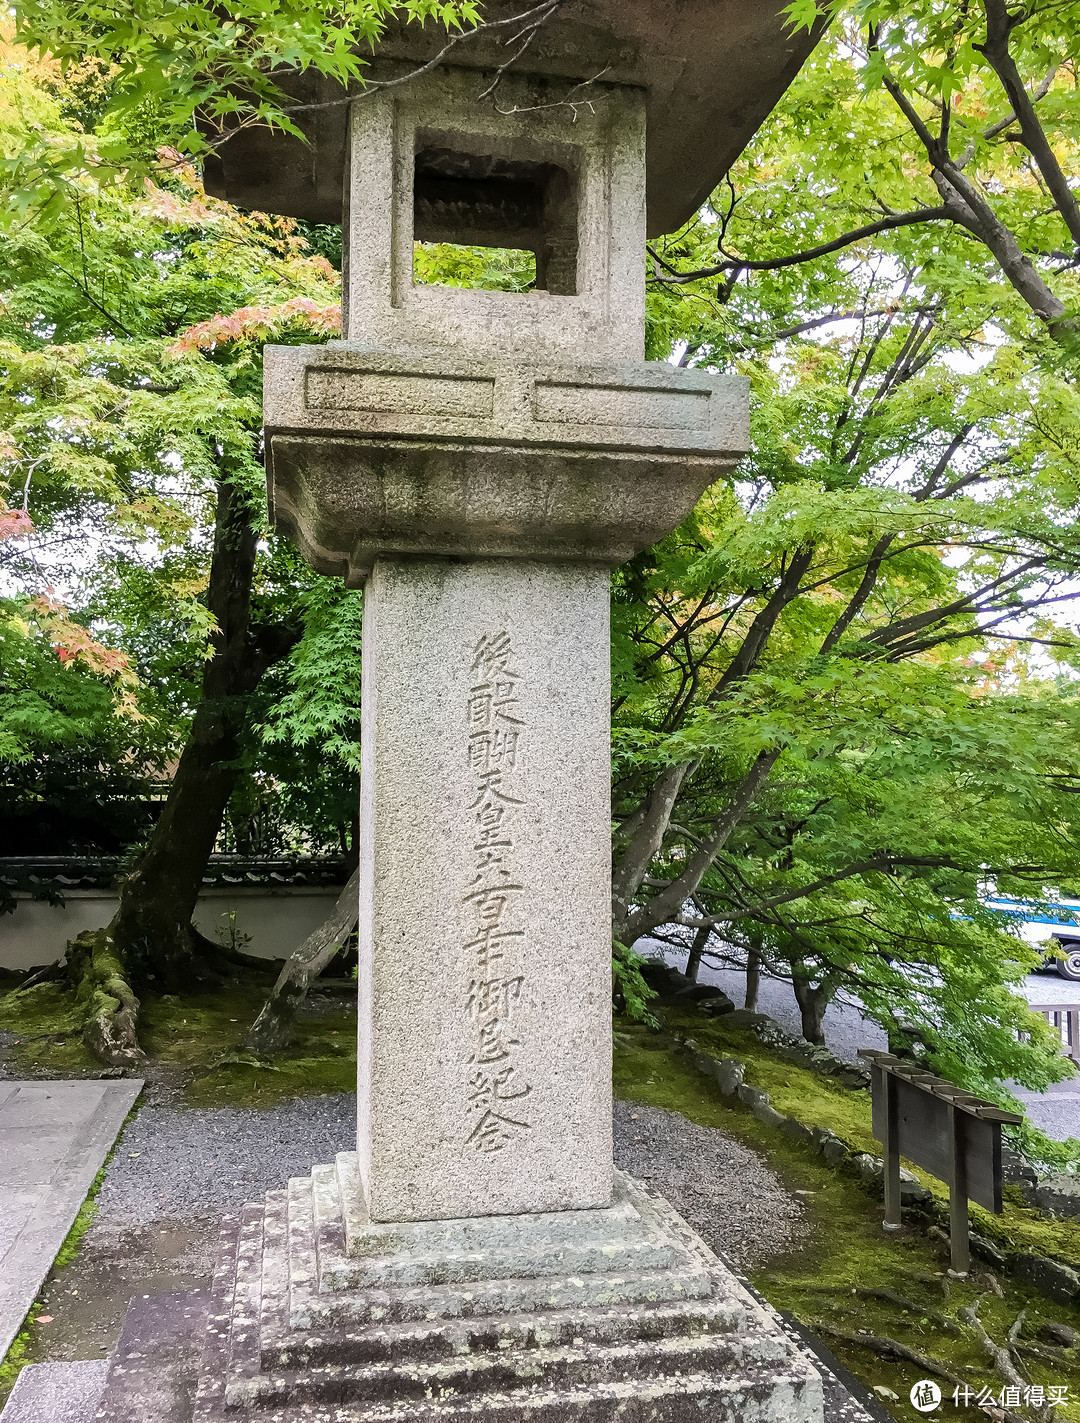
[612,1098,810,1269]
[99,1091,810,1272]
[96,1092,357,1225]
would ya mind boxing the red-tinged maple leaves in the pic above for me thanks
[169,296,341,354]
[28,592,145,720]
[141,150,340,355]
[0,506,33,540]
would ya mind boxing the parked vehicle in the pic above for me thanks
[984,896,1080,982]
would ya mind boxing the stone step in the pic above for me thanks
[311,1163,347,1277]
[322,1232,684,1291]
[259,1292,747,1371]
[257,1189,292,1370]
[228,1328,800,1411]
[226,1202,268,1398]
[306,1164,684,1293]
[200,1362,822,1423]
[279,1170,715,1333]
[286,1176,320,1324]
[290,1257,720,1332]
[191,1213,242,1423]
[85,1291,208,1423]
[333,1155,656,1260]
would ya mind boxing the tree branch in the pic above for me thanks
[976,1,1080,249]
[646,209,951,285]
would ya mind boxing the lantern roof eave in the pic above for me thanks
[202,0,826,237]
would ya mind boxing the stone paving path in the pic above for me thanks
[0,1080,142,1360]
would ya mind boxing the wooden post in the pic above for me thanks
[947,1103,970,1275]
[882,1070,903,1231]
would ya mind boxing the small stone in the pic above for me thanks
[697,996,735,1017]
[779,1118,815,1147]
[900,1169,931,1204]
[873,1386,900,1401]
[969,1231,1006,1268]
[724,1009,780,1031]
[852,1153,883,1183]
[736,1083,770,1110]
[714,1059,744,1095]
[1001,1147,1038,1187]
[672,984,734,1011]
[752,1102,787,1130]
[820,1135,850,1166]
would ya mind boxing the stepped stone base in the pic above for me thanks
[176,1157,825,1422]
[2,1162,843,1423]
[0,1158,900,1423]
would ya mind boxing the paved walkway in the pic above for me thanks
[0,1080,142,1361]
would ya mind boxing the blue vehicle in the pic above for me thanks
[984,897,1080,982]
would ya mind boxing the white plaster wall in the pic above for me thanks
[0,888,343,971]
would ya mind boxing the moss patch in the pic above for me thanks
[0,978,357,1109]
[0,983,101,1076]
[0,1305,42,1405]
[615,1019,1080,1423]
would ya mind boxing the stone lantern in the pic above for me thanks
[52,7,846,1422]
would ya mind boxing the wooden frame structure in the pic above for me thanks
[859,1049,1022,1274]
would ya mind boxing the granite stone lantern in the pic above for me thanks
[45,6,844,1422]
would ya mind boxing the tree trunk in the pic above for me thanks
[611,761,694,940]
[792,972,835,1045]
[619,748,781,946]
[744,946,761,1011]
[685,923,710,983]
[244,869,360,1054]
[108,473,262,989]
[69,468,298,1063]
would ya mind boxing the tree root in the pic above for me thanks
[1014,1340,1073,1367]
[244,869,359,1055]
[808,1318,970,1385]
[805,1285,957,1332]
[894,1266,952,1300]
[959,1299,1056,1423]
[15,960,67,991]
[65,929,145,1068]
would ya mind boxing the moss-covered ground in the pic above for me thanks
[615,1014,1080,1422]
[0,977,357,1107]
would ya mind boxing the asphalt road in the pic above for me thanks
[653,942,1080,1145]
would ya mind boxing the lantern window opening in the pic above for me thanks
[411,135,579,295]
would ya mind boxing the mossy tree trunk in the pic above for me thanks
[66,928,145,1067]
[70,469,300,1065]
